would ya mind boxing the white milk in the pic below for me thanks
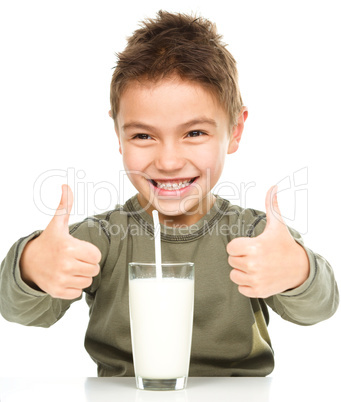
[129,277,194,379]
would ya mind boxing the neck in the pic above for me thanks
[138,193,216,227]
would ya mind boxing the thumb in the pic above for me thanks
[264,185,285,230]
[48,184,74,233]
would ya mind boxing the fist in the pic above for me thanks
[20,185,101,300]
[226,185,310,298]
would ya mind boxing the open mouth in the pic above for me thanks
[147,177,198,191]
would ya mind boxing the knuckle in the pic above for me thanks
[246,260,257,272]
[74,289,83,299]
[84,244,102,264]
[226,238,238,253]
[56,239,71,252]
[244,239,259,253]
[253,283,267,298]
[56,274,67,288]
[253,285,261,296]
[247,276,256,287]
[247,244,258,255]
[63,243,75,255]
[84,277,93,289]
[61,260,73,274]
[49,287,64,299]
[91,246,102,263]
[238,286,249,297]
[229,269,236,281]
[251,275,262,287]
[95,248,102,263]
[65,289,82,300]
[54,270,70,288]
[50,287,82,300]
[93,264,101,276]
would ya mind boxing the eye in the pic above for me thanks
[186,130,207,138]
[132,134,152,140]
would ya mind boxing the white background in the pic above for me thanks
[0,0,340,378]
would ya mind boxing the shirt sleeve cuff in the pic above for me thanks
[278,239,317,297]
[13,230,47,298]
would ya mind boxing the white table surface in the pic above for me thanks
[0,376,339,402]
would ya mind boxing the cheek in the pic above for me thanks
[122,154,141,184]
[198,149,226,192]
[122,148,144,170]
[121,148,154,185]
[122,157,144,187]
[198,143,226,175]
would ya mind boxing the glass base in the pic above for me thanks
[136,376,187,391]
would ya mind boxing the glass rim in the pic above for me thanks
[128,261,194,267]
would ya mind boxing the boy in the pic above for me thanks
[0,10,338,377]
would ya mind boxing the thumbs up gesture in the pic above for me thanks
[227,186,310,298]
[20,185,101,300]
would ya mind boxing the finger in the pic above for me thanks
[230,268,252,286]
[53,288,83,300]
[228,256,249,271]
[238,285,257,298]
[68,261,100,278]
[264,185,285,230]
[73,241,102,265]
[67,275,94,290]
[226,237,255,257]
[48,184,74,234]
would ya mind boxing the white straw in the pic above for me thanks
[152,210,162,279]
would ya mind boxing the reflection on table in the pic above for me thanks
[0,376,337,402]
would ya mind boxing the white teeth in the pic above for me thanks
[154,179,192,190]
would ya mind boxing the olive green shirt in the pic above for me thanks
[0,195,338,376]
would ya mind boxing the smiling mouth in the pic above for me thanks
[147,177,198,190]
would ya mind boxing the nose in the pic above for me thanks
[154,141,186,172]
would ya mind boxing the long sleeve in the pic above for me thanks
[252,218,339,325]
[0,214,110,328]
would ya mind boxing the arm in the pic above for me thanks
[265,227,339,325]
[227,186,339,325]
[0,230,76,327]
[0,186,110,327]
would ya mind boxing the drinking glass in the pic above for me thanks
[129,262,195,391]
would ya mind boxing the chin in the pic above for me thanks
[156,200,201,217]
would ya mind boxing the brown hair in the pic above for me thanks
[110,10,243,133]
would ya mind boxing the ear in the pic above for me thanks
[112,111,123,155]
[227,106,248,154]
[114,122,122,155]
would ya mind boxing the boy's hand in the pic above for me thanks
[227,186,310,298]
[20,185,101,300]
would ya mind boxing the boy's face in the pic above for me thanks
[115,76,244,226]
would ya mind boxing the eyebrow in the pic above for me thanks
[121,117,218,132]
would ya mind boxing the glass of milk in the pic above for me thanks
[128,262,195,391]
